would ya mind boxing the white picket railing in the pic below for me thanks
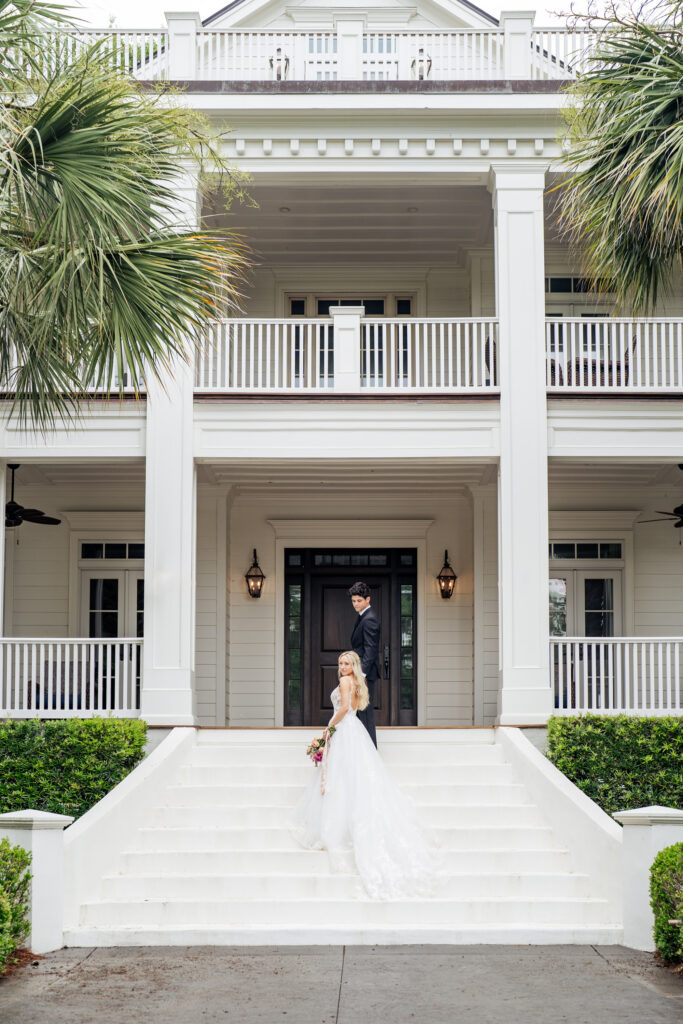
[0,349,144,396]
[21,26,605,81]
[195,318,498,393]
[196,30,338,80]
[546,318,683,392]
[361,31,505,80]
[360,319,498,391]
[550,638,683,716]
[195,319,335,392]
[0,639,142,718]
[530,27,600,79]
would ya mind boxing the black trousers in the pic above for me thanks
[357,680,377,748]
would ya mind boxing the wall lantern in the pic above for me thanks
[437,550,457,599]
[245,549,266,598]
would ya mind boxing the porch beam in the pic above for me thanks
[491,162,552,725]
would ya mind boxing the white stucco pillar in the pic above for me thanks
[142,170,200,725]
[0,463,5,635]
[330,306,363,392]
[335,20,364,80]
[614,806,683,951]
[490,162,551,725]
[0,809,74,954]
[165,11,201,79]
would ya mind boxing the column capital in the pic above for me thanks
[488,162,549,197]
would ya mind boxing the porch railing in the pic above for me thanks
[550,638,683,716]
[546,318,683,393]
[194,317,499,394]
[0,639,142,718]
[23,26,601,82]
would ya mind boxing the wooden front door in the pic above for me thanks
[284,548,417,727]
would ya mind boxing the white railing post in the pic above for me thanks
[500,10,535,78]
[336,20,364,80]
[0,810,74,953]
[613,806,683,951]
[164,10,201,78]
[330,306,363,392]
[491,163,551,726]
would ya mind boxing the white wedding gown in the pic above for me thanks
[290,685,438,900]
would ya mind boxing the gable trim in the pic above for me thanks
[203,0,500,28]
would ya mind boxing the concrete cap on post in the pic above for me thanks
[612,805,683,951]
[0,809,74,954]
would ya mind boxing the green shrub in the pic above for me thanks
[546,715,683,817]
[0,838,32,972]
[0,718,147,819]
[650,842,683,963]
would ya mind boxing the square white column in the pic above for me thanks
[490,162,551,725]
[141,170,200,726]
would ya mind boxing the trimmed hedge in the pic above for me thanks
[650,842,683,963]
[546,715,683,817]
[0,718,147,819]
[0,838,31,972]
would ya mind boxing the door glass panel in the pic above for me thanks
[400,583,416,711]
[286,584,303,721]
[583,578,614,637]
[549,578,568,636]
[89,578,118,610]
[136,578,144,638]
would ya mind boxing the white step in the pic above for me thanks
[80,896,614,929]
[148,803,544,829]
[177,765,516,790]
[101,871,592,901]
[118,847,575,876]
[195,728,496,747]
[189,743,505,768]
[132,824,560,853]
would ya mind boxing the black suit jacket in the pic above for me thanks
[351,607,380,684]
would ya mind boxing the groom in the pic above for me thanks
[348,581,379,747]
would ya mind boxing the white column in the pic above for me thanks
[0,463,5,634]
[500,10,535,79]
[335,20,364,80]
[0,809,74,954]
[142,170,200,726]
[330,306,363,392]
[165,11,201,79]
[491,162,551,725]
[614,805,683,951]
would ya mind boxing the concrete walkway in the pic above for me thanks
[1,945,681,1023]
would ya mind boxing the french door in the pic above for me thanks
[80,570,144,704]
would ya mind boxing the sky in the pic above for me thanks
[73,1,566,28]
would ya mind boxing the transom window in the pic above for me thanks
[549,542,622,561]
[287,295,414,318]
[80,542,145,560]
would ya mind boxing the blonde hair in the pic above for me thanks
[338,651,370,711]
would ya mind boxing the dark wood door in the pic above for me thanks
[309,575,391,727]
[284,548,417,727]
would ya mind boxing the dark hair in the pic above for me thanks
[348,581,371,599]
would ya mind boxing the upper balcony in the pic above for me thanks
[35,18,597,84]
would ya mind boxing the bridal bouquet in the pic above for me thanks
[306,727,335,765]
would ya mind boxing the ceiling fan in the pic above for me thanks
[637,464,683,529]
[5,464,61,529]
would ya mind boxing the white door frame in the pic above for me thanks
[267,519,433,727]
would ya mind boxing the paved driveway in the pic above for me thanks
[1,945,681,1024]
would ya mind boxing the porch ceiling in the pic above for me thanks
[198,458,496,492]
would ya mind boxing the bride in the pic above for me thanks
[290,650,438,900]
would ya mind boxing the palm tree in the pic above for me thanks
[0,0,249,427]
[556,2,683,312]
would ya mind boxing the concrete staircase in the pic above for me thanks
[64,728,623,945]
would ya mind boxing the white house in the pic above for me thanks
[1,2,682,948]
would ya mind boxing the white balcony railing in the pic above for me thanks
[0,639,142,718]
[550,638,683,716]
[546,318,683,392]
[194,317,499,394]
[23,26,601,82]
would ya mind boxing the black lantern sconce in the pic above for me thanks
[437,550,457,599]
[245,549,266,598]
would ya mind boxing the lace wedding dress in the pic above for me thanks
[290,685,438,900]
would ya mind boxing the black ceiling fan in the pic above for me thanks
[638,464,683,529]
[5,464,61,528]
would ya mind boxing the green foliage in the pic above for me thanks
[546,716,683,816]
[0,1,250,429]
[0,838,32,971]
[556,11,683,312]
[0,718,147,819]
[650,842,683,963]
